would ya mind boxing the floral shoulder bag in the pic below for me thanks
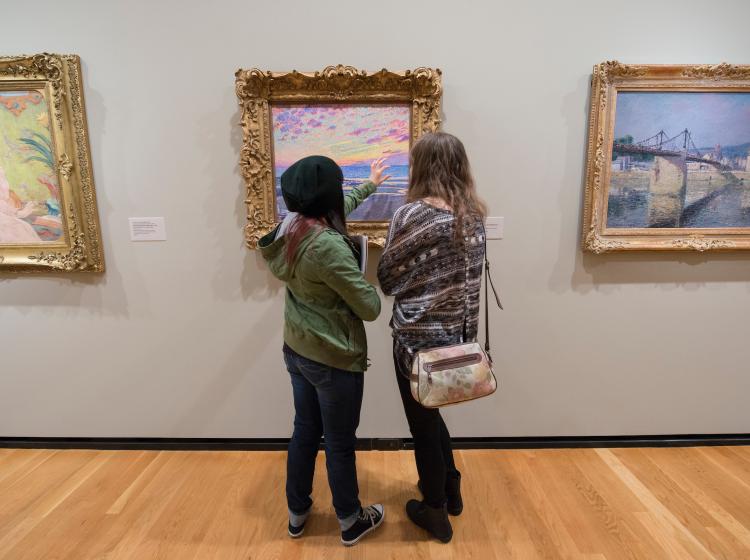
[410,232,503,408]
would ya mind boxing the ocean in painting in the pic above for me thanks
[0,90,63,244]
[271,104,410,222]
[275,164,408,221]
[607,92,750,229]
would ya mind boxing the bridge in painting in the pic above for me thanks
[613,129,735,171]
[612,129,742,227]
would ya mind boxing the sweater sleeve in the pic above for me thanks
[313,232,381,321]
[344,182,376,216]
[377,205,427,297]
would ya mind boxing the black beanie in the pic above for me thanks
[281,155,344,217]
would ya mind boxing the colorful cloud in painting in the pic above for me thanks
[271,105,410,169]
[271,104,411,222]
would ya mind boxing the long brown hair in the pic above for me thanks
[408,132,487,239]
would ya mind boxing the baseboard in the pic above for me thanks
[1,434,748,451]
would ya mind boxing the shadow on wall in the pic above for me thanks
[441,82,481,147]
[173,296,287,435]
[549,73,750,295]
[0,63,132,317]
[202,86,283,304]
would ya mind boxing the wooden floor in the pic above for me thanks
[1,447,749,559]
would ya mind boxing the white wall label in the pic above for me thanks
[129,217,167,241]
[485,217,504,240]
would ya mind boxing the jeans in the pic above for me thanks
[283,344,364,530]
[394,344,459,508]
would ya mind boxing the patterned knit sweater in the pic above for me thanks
[377,200,485,374]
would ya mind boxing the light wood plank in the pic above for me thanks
[0,447,747,560]
[667,448,750,528]
[537,449,653,560]
[567,449,671,558]
[698,448,750,492]
[0,449,47,487]
[663,452,750,548]
[107,450,163,514]
[0,451,111,553]
[612,448,742,560]
[7,451,156,560]
[597,449,716,559]
[505,450,583,558]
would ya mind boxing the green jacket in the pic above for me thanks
[259,183,381,372]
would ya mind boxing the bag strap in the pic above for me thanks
[483,225,503,359]
[462,221,503,353]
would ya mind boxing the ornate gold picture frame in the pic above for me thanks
[0,53,103,271]
[235,65,442,248]
[582,61,750,253]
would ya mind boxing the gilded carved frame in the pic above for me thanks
[582,61,750,253]
[0,53,104,271]
[235,65,442,248]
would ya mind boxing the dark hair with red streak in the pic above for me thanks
[284,215,323,265]
[284,191,352,265]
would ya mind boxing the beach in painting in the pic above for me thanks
[271,104,410,222]
[0,90,63,244]
[607,92,750,229]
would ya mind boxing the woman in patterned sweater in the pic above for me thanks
[377,132,487,543]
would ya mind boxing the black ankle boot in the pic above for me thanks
[405,499,452,543]
[417,472,463,517]
[445,472,463,516]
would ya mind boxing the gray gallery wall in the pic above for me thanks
[1,0,749,438]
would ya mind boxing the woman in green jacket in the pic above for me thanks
[259,155,389,547]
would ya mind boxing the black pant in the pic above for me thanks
[283,345,363,525]
[394,347,459,508]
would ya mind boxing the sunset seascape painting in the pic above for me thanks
[271,104,410,221]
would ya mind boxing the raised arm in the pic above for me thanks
[343,157,391,216]
[344,182,376,216]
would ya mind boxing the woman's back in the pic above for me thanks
[377,200,484,371]
[259,224,380,372]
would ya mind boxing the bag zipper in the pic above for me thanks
[424,353,483,374]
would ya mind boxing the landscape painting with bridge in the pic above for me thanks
[607,92,750,229]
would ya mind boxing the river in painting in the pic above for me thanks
[607,92,750,229]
